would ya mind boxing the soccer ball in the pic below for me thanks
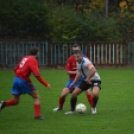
[76,103,87,114]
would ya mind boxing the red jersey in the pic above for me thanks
[66,55,77,79]
[14,56,40,82]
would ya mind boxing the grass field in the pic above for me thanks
[0,69,134,134]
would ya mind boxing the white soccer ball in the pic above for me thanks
[76,103,87,114]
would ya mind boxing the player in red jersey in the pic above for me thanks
[53,44,93,112]
[0,47,51,120]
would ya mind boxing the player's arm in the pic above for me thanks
[66,58,77,75]
[36,76,51,90]
[71,73,81,85]
[14,64,19,72]
[86,63,96,84]
[30,61,51,90]
[14,58,23,72]
[69,68,82,90]
[66,71,77,75]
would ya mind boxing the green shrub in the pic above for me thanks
[0,0,49,38]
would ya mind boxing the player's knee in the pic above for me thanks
[36,95,40,100]
[72,93,77,98]
[60,95,66,99]
[32,95,40,101]
[93,88,99,97]
[93,91,98,98]
[84,90,90,95]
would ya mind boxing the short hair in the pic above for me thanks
[31,47,39,55]
[73,50,82,55]
[72,44,81,49]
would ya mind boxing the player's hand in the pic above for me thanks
[86,79,92,85]
[69,83,74,90]
[47,84,51,90]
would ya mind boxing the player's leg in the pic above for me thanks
[60,87,70,107]
[53,79,74,111]
[0,95,20,112]
[84,89,93,108]
[91,81,101,114]
[65,87,82,114]
[65,80,91,114]
[29,90,44,120]
[0,77,21,112]
[6,95,20,106]
[53,87,70,111]
[92,87,100,106]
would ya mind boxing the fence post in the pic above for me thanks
[10,44,12,67]
[127,42,131,66]
[54,44,56,64]
[132,42,134,67]
[42,43,44,67]
[87,43,89,58]
[1,44,3,66]
[6,43,7,66]
[123,44,126,65]
[107,43,108,65]
[48,42,51,66]
[46,41,48,65]
[14,44,16,66]
[51,44,53,64]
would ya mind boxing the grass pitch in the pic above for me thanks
[0,69,134,134]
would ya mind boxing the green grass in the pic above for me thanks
[0,69,134,134]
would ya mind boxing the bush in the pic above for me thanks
[0,0,49,38]
[49,7,121,42]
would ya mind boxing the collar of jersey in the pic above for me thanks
[29,56,35,58]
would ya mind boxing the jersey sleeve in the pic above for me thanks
[66,58,71,71]
[85,60,94,70]
[14,58,23,72]
[77,64,82,75]
[36,76,48,87]
[14,64,19,72]
[30,59,40,76]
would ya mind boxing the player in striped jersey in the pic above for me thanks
[65,50,101,114]
[53,44,93,112]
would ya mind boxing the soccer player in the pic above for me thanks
[0,47,51,120]
[65,50,101,114]
[53,44,93,112]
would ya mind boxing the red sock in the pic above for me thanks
[87,94,93,107]
[6,100,16,106]
[59,97,65,109]
[34,104,40,117]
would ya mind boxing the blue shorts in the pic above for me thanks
[11,76,37,95]
[65,79,81,93]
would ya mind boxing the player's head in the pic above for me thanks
[74,50,82,63]
[72,44,81,54]
[31,47,39,58]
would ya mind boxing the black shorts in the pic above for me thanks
[77,80,101,91]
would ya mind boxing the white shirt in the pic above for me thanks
[77,57,101,81]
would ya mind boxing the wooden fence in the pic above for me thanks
[0,42,134,67]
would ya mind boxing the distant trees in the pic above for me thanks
[0,0,49,38]
[0,0,134,42]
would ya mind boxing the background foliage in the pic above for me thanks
[0,0,134,42]
[0,0,49,38]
